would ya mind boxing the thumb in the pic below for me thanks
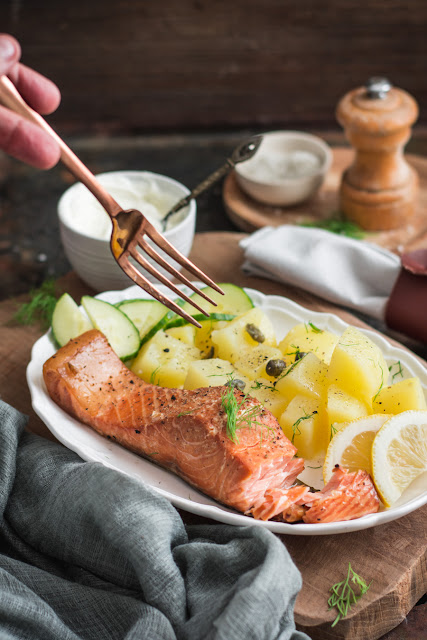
[0,34,21,75]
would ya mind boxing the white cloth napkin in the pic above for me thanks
[240,225,401,321]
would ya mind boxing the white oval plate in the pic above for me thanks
[27,285,427,535]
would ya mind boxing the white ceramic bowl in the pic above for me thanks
[58,170,196,292]
[234,131,332,206]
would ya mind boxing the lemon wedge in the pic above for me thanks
[371,410,427,507]
[323,414,391,484]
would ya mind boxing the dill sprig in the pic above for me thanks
[305,321,323,334]
[177,409,194,417]
[250,380,278,392]
[274,354,306,385]
[290,410,317,444]
[328,563,372,627]
[150,365,162,385]
[300,217,365,239]
[372,364,385,402]
[389,360,404,381]
[14,279,58,329]
[221,375,263,442]
[330,423,338,441]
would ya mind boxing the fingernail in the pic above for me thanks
[0,35,19,61]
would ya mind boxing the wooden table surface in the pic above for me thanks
[2,232,426,640]
[1,131,426,639]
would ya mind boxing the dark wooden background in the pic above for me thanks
[2,0,426,135]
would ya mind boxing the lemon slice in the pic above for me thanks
[371,410,427,507]
[323,414,391,484]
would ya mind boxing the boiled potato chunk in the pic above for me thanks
[165,324,197,346]
[327,384,369,426]
[131,330,201,388]
[233,345,285,382]
[211,308,276,364]
[184,358,236,390]
[274,352,328,401]
[279,322,339,364]
[372,377,427,414]
[327,327,387,406]
[246,378,289,419]
[279,395,327,458]
[194,319,228,358]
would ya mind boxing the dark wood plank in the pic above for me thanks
[2,1,426,133]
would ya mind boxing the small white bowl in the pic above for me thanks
[234,131,332,207]
[58,170,196,292]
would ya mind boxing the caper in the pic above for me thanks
[265,359,286,377]
[295,351,307,362]
[245,323,265,343]
[226,378,246,392]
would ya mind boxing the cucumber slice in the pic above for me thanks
[139,310,176,347]
[117,299,168,338]
[51,293,93,347]
[81,296,141,360]
[164,312,235,330]
[181,283,254,316]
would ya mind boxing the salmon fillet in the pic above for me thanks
[250,485,313,521]
[302,466,380,524]
[251,466,380,523]
[43,330,304,515]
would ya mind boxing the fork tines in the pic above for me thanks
[121,221,224,327]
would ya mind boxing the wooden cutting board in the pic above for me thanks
[1,232,426,640]
[223,148,427,255]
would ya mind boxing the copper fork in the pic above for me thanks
[0,75,223,327]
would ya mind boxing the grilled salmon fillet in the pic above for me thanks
[43,330,304,515]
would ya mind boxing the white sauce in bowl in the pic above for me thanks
[240,150,322,183]
[62,173,185,240]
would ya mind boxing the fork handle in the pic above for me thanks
[0,75,122,219]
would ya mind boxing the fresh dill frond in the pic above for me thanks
[372,364,385,402]
[177,410,194,417]
[330,423,338,441]
[305,321,323,334]
[300,217,365,239]
[13,278,58,329]
[328,563,371,627]
[221,373,264,443]
[389,360,404,381]
[150,365,162,385]
[290,410,317,444]
[250,380,277,392]
[274,355,306,385]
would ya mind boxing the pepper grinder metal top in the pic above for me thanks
[336,77,419,230]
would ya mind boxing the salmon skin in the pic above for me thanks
[43,330,304,516]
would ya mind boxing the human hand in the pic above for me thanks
[0,34,61,169]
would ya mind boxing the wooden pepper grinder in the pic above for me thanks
[336,77,419,230]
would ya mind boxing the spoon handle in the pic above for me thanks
[162,135,262,228]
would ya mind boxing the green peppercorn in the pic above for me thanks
[295,351,307,361]
[265,359,286,377]
[246,323,265,343]
[226,378,246,392]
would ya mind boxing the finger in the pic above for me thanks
[0,34,20,75]
[0,105,60,169]
[8,62,61,115]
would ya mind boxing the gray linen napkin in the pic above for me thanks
[0,401,309,640]
[240,225,401,321]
